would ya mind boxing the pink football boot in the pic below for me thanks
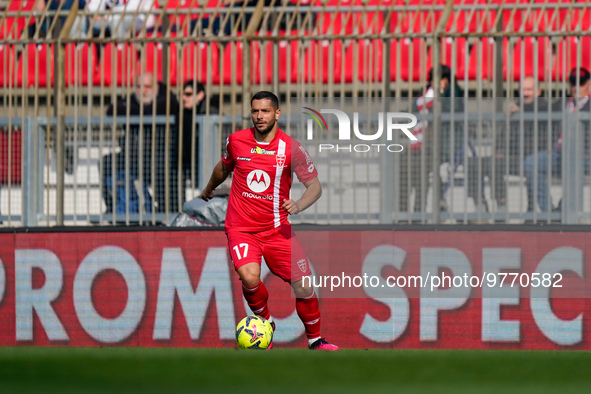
[309,338,339,351]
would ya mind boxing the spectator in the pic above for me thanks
[29,0,88,38]
[505,76,559,212]
[101,71,180,215]
[86,0,156,39]
[547,67,591,213]
[190,0,278,35]
[179,80,218,187]
[400,64,464,215]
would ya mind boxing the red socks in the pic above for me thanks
[242,281,270,320]
[243,282,321,339]
[296,290,321,339]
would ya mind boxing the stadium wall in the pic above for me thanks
[0,226,589,349]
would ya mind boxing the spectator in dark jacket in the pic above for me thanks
[101,71,180,215]
[179,80,219,188]
[505,76,560,212]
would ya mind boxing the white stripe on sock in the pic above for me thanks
[298,290,315,300]
[242,283,260,292]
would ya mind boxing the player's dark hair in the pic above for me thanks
[251,91,279,110]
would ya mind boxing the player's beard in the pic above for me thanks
[255,119,276,135]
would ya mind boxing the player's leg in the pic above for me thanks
[237,262,271,321]
[265,226,338,350]
[290,278,337,350]
[227,232,271,321]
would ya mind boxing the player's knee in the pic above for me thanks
[291,279,313,297]
[238,264,261,287]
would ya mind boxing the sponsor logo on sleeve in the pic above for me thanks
[299,145,312,165]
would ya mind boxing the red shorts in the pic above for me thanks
[226,224,312,283]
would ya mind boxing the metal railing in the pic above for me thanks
[2,1,591,226]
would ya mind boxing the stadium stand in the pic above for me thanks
[2,1,591,87]
[17,44,54,87]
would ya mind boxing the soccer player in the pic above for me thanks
[201,91,338,351]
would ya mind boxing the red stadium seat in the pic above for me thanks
[354,0,395,34]
[0,0,35,40]
[448,2,494,33]
[314,0,400,35]
[572,7,591,31]
[17,44,54,87]
[505,0,579,33]
[165,0,200,27]
[467,38,494,80]
[221,40,261,85]
[179,42,220,85]
[314,0,360,35]
[0,45,18,88]
[552,36,591,81]
[345,39,383,82]
[95,43,138,86]
[388,37,465,82]
[261,33,300,84]
[390,38,427,81]
[398,0,443,34]
[302,39,343,83]
[504,37,550,81]
[65,43,97,87]
[142,41,178,85]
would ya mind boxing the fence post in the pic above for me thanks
[52,1,79,225]
[562,115,584,224]
[242,0,265,129]
[431,0,454,224]
[22,118,44,227]
[381,39,395,224]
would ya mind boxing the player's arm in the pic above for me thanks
[282,176,322,215]
[201,160,230,201]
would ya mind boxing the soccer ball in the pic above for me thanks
[235,315,273,349]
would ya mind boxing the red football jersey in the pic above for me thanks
[222,128,318,232]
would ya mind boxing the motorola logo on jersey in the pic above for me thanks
[247,170,271,193]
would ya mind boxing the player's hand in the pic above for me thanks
[282,199,301,215]
[201,187,214,201]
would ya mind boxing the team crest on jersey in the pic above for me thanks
[297,259,307,273]
[276,153,286,167]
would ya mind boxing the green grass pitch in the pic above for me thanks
[0,347,589,393]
